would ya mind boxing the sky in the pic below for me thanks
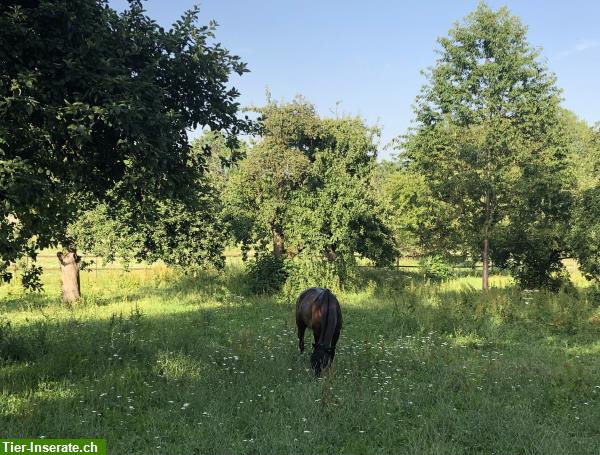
[109,0,600,160]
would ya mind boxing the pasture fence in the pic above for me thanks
[25,253,489,273]
[18,252,578,275]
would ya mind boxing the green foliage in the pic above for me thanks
[224,97,397,287]
[374,161,451,255]
[0,1,250,287]
[70,132,242,272]
[280,251,351,302]
[562,113,599,193]
[493,231,571,291]
[19,264,43,292]
[223,97,320,258]
[569,125,600,283]
[570,186,600,283]
[288,117,397,266]
[419,255,452,281]
[192,131,248,193]
[401,2,571,289]
[246,254,288,295]
[70,192,228,272]
[69,204,140,267]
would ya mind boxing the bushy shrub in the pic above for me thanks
[419,255,452,281]
[281,255,338,301]
[279,250,362,302]
[493,236,572,292]
[246,254,288,295]
[505,254,571,292]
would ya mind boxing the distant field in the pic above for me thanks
[1,265,599,454]
[21,248,590,286]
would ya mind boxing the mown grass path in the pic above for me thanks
[1,268,600,454]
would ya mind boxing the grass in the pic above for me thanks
[1,265,600,454]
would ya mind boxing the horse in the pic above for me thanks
[295,287,342,375]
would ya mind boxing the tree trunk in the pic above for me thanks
[57,249,81,303]
[482,237,489,291]
[272,228,285,259]
[482,188,491,292]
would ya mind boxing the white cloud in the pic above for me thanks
[556,39,600,60]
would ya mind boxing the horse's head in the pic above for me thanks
[311,343,335,376]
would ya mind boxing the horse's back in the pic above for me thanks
[296,287,328,327]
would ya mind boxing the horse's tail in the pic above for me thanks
[319,288,338,347]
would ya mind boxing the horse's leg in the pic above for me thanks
[296,319,306,353]
[331,325,341,362]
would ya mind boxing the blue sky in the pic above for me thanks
[110,0,600,160]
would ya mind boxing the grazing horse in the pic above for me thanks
[295,287,342,375]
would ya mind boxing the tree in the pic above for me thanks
[286,117,397,268]
[569,122,600,283]
[69,183,228,275]
[373,161,452,256]
[402,2,570,290]
[223,97,323,259]
[1,1,250,300]
[69,132,245,274]
[223,97,396,289]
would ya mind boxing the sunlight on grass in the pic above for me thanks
[1,265,599,454]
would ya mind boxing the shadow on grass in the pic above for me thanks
[2,271,600,453]
[3,265,599,365]
[2,275,598,374]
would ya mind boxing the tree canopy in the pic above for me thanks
[402,2,571,289]
[2,0,599,297]
[223,97,396,287]
[569,123,600,283]
[0,0,250,286]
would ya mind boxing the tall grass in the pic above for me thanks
[1,266,599,454]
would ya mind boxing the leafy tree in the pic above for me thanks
[286,117,397,267]
[402,2,570,290]
[224,98,396,289]
[193,130,248,193]
[569,122,600,283]
[1,1,250,299]
[559,110,597,192]
[70,188,227,274]
[70,131,246,274]
[373,161,453,256]
[223,97,323,259]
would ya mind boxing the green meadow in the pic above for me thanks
[1,265,600,454]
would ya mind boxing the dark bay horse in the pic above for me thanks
[295,287,342,375]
